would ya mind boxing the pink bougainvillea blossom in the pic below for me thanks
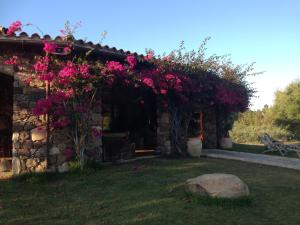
[60,29,67,37]
[34,56,49,73]
[105,61,126,72]
[64,88,74,98]
[79,64,89,74]
[125,54,137,69]
[43,41,58,54]
[59,61,77,78]
[144,50,154,61]
[63,46,72,54]
[32,98,53,115]
[163,55,172,61]
[49,91,69,104]
[91,127,102,138]
[215,85,237,106]
[4,56,18,65]
[214,84,248,112]
[24,76,32,85]
[165,73,176,80]
[142,77,154,88]
[79,64,92,78]
[53,107,66,116]
[39,72,55,82]
[7,21,22,36]
[160,89,167,95]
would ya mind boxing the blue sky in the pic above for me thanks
[1,0,299,109]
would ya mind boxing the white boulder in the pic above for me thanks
[185,173,250,198]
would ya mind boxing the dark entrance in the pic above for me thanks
[102,86,157,161]
[0,74,13,158]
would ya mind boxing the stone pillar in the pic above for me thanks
[12,73,48,174]
[87,99,103,161]
[203,108,217,149]
[157,111,171,155]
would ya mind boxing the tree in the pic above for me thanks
[271,80,300,139]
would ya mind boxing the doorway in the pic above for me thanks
[0,74,13,158]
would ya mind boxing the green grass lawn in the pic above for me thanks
[1,157,300,225]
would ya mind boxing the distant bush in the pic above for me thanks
[229,107,294,143]
[230,123,291,143]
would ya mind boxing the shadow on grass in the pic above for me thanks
[169,184,253,208]
[10,160,104,184]
[184,192,253,207]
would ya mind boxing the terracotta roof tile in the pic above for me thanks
[0,30,144,59]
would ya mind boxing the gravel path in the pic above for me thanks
[202,149,300,170]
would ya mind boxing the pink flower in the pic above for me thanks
[59,61,77,78]
[163,55,172,61]
[7,21,22,36]
[144,50,154,61]
[106,61,126,72]
[4,56,18,65]
[43,41,58,54]
[91,127,102,138]
[63,47,71,54]
[79,64,92,78]
[60,29,67,37]
[142,78,154,88]
[64,88,74,98]
[125,55,137,69]
[40,72,55,82]
[32,98,53,115]
[165,73,176,80]
[25,77,32,84]
[79,64,89,74]
[49,91,68,103]
[34,56,49,73]
[160,89,167,95]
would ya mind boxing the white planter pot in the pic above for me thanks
[220,137,233,149]
[187,138,202,157]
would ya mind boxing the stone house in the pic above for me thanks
[0,32,219,174]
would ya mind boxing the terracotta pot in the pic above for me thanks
[187,138,202,157]
[220,137,233,149]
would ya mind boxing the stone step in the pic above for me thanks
[135,149,156,157]
[0,158,12,172]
